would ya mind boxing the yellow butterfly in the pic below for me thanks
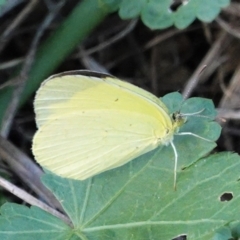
[32,70,210,189]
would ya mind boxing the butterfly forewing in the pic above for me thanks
[34,73,171,128]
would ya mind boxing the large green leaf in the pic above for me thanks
[1,93,240,239]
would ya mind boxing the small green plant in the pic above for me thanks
[0,93,239,239]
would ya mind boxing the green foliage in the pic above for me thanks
[213,226,233,240]
[98,0,122,12]
[0,0,6,8]
[0,191,7,207]
[213,221,240,240]
[0,203,73,240]
[229,222,240,239]
[103,0,231,29]
[1,93,240,239]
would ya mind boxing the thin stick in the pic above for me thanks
[216,17,240,39]
[182,31,229,98]
[81,19,138,56]
[217,109,240,120]
[0,1,65,137]
[0,135,64,211]
[0,0,39,54]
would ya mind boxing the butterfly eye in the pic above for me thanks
[172,111,180,121]
[172,113,176,121]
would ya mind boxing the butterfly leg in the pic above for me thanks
[170,141,178,190]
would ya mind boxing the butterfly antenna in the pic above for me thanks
[181,109,205,116]
[180,109,213,120]
[176,132,213,142]
[170,141,178,190]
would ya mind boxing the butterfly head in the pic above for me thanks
[171,111,186,133]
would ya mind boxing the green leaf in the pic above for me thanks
[115,0,231,29]
[213,226,233,240]
[173,1,196,29]
[196,0,220,22]
[214,221,240,239]
[99,0,122,12]
[119,0,145,19]
[141,1,173,30]
[217,0,230,7]
[0,203,73,240]
[43,152,240,239]
[1,94,240,239]
[0,0,6,8]
[231,221,240,238]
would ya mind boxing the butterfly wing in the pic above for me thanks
[33,72,174,180]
